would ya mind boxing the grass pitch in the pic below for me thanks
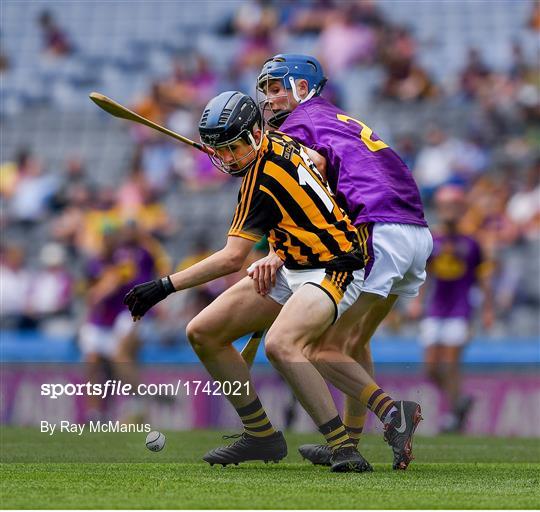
[1,428,539,509]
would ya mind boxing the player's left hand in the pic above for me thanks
[124,277,175,320]
[247,253,283,296]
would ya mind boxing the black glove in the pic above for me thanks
[123,276,175,319]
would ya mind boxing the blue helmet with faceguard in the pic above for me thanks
[257,54,327,99]
[256,54,327,128]
[199,91,262,177]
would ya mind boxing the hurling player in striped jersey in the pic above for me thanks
[124,91,419,472]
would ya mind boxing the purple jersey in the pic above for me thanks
[114,244,156,291]
[85,257,126,327]
[280,97,427,227]
[86,245,157,327]
[426,233,483,319]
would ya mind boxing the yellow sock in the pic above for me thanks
[359,383,395,423]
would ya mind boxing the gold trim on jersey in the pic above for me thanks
[356,222,371,267]
[320,269,355,306]
[230,163,259,234]
[228,230,262,242]
[320,274,345,304]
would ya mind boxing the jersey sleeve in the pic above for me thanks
[473,238,493,279]
[228,176,280,242]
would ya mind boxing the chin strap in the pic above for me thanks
[247,131,263,152]
[225,131,261,177]
[288,76,317,104]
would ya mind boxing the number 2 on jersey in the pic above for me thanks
[337,114,388,152]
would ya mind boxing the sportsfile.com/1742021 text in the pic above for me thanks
[40,380,250,400]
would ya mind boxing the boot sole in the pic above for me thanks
[204,448,287,467]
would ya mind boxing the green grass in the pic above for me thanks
[1,428,539,509]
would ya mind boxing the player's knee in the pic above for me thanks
[264,334,298,364]
[186,318,216,355]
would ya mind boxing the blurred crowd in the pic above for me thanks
[1,0,539,349]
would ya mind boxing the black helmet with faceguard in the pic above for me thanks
[199,91,262,176]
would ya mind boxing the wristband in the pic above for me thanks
[161,276,176,295]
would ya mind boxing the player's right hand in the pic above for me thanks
[123,276,175,320]
[247,253,283,296]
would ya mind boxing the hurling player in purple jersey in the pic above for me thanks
[79,225,127,420]
[251,54,432,468]
[80,226,126,363]
[409,186,494,433]
[80,221,167,420]
[112,220,171,400]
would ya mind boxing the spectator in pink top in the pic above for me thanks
[318,7,377,75]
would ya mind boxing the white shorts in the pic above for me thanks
[268,266,364,323]
[419,317,470,347]
[79,311,142,357]
[79,322,119,358]
[358,223,433,298]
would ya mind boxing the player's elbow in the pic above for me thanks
[222,249,246,273]
[222,236,252,272]
[232,254,246,271]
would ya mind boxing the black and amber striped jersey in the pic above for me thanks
[228,131,363,270]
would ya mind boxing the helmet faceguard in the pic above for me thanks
[199,91,262,177]
[204,130,262,177]
[256,54,327,128]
